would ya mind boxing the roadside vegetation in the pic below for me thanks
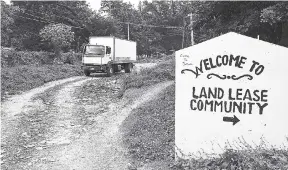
[119,54,175,168]
[121,84,175,168]
[119,54,174,96]
[175,147,288,169]
[2,1,288,57]
[1,49,82,99]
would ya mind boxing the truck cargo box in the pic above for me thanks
[89,36,137,62]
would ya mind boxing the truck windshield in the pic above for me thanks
[85,45,105,55]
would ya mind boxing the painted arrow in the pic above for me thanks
[223,115,240,126]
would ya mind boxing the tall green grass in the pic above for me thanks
[117,55,175,98]
[175,147,288,169]
[121,84,175,168]
[119,55,175,168]
[1,64,82,98]
[1,49,83,99]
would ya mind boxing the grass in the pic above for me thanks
[121,84,175,168]
[117,54,175,98]
[1,49,83,99]
[1,64,82,99]
[175,147,288,169]
[119,55,175,168]
[136,53,172,63]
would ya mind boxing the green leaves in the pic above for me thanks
[4,1,288,53]
[261,2,288,24]
[40,23,74,51]
[1,1,20,47]
[190,1,288,45]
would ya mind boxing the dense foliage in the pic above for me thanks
[39,23,74,58]
[1,0,288,55]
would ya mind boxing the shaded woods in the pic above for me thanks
[2,1,288,56]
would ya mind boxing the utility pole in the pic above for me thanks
[182,27,185,48]
[182,18,185,48]
[189,13,194,46]
[128,23,130,40]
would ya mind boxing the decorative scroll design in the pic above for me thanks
[181,69,194,74]
[207,73,253,80]
[231,74,253,80]
[207,73,227,80]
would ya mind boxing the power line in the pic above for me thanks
[23,12,57,24]
[17,15,52,24]
[18,11,85,29]
[23,8,69,20]
[22,10,86,29]
[21,5,182,29]
[166,34,182,36]
[118,21,183,29]
[16,10,185,42]
[19,10,182,30]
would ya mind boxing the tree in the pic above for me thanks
[190,1,288,46]
[261,2,288,46]
[11,1,94,51]
[39,23,74,58]
[1,0,19,47]
[7,0,288,54]
[100,1,186,55]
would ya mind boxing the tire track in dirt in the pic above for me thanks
[1,76,92,170]
[25,78,95,170]
[28,80,173,170]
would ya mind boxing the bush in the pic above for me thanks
[62,52,82,65]
[137,53,174,63]
[1,49,82,67]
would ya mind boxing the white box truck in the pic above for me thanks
[81,36,137,76]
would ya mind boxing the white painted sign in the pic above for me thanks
[175,32,288,158]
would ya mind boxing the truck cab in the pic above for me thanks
[82,45,112,76]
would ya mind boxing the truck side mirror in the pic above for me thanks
[106,46,111,54]
[82,44,87,53]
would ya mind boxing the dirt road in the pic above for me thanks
[1,64,173,170]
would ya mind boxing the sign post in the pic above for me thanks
[175,32,288,158]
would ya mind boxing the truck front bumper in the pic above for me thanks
[82,65,107,72]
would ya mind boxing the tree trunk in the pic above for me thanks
[51,44,61,64]
[279,22,288,47]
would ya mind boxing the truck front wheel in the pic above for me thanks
[124,63,132,73]
[106,65,114,77]
[84,70,90,76]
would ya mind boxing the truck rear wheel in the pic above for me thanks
[107,65,114,77]
[113,65,120,72]
[84,70,90,76]
[124,63,132,73]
